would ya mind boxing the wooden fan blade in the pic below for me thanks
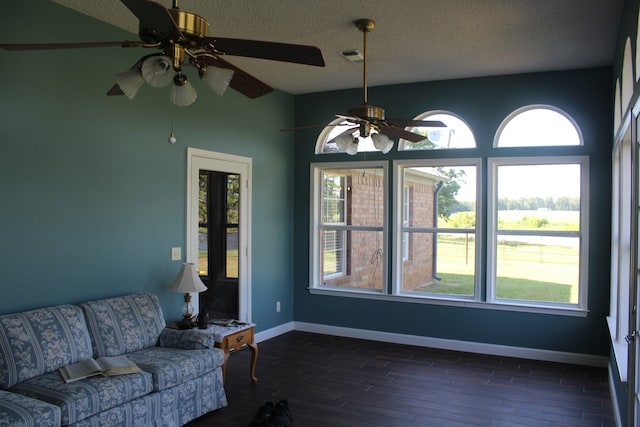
[197,56,273,98]
[281,122,353,131]
[385,119,446,128]
[377,125,428,143]
[205,37,325,66]
[121,0,181,43]
[0,41,142,50]
[281,124,324,131]
[107,84,125,96]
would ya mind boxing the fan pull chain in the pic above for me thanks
[169,104,177,144]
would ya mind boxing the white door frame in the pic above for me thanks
[186,147,252,322]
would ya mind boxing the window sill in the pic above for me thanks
[606,316,628,382]
[308,287,589,317]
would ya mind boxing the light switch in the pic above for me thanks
[171,247,181,261]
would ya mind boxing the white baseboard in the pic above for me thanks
[608,366,623,427]
[254,321,608,368]
[254,321,295,343]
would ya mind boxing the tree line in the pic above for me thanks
[447,196,580,215]
[497,196,579,211]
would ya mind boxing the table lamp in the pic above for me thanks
[171,262,207,328]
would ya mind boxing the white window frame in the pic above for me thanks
[486,156,589,311]
[309,106,589,317]
[494,104,583,148]
[322,173,347,279]
[393,158,482,300]
[608,118,633,382]
[309,161,388,292]
[397,110,477,151]
[402,186,410,261]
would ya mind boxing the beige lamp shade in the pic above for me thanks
[170,74,197,107]
[371,132,394,153]
[114,69,145,100]
[201,66,234,96]
[171,262,207,293]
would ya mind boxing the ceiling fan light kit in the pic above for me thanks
[1,0,325,106]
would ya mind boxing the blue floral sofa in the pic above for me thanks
[0,293,227,426]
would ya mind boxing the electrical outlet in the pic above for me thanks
[171,247,181,261]
[276,301,281,312]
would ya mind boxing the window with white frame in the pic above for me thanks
[310,105,588,314]
[488,105,587,309]
[398,111,477,150]
[486,158,588,309]
[608,125,632,380]
[396,159,480,298]
[495,105,582,147]
[311,162,387,291]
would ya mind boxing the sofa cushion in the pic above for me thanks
[125,346,223,391]
[0,305,93,389]
[0,389,61,427]
[80,293,166,358]
[9,369,154,425]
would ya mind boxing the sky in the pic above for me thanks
[450,163,580,202]
[440,108,582,202]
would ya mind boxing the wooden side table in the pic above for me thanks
[209,323,258,383]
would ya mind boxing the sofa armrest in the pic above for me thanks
[157,328,218,350]
[0,390,61,427]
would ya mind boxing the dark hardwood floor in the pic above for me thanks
[186,331,615,427]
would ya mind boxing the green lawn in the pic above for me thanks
[319,210,581,303]
[413,233,579,303]
[496,210,579,231]
[198,249,238,278]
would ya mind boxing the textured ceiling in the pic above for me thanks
[51,0,624,95]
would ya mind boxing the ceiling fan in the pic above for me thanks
[324,19,445,154]
[0,0,325,105]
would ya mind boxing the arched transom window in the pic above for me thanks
[495,105,582,147]
[398,111,476,150]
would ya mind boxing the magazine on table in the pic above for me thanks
[210,319,249,327]
[59,355,141,383]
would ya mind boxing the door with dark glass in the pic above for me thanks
[198,171,240,320]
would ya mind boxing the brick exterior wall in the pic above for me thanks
[322,168,440,291]
[401,181,436,291]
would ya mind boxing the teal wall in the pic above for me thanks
[293,67,613,356]
[0,0,295,329]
